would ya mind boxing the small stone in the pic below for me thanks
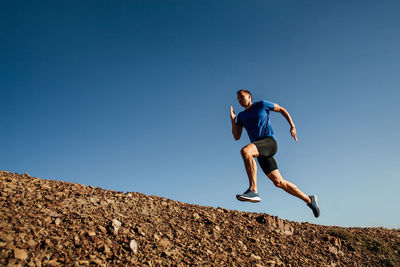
[134,226,146,237]
[87,231,96,237]
[215,226,221,232]
[89,196,99,204]
[112,219,122,235]
[153,234,160,241]
[48,210,60,217]
[98,225,107,234]
[162,250,174,257]
[55,192,65,198]
[4,234,14,242]
[55,218,61,226]
[130,239,138,254]
[27,239,37,247]
[89,255,97,261]
[251,253,262,260]
[283,229,293,236]
[45,238,54,248]
[44,195,54,201]
[272,256,284,265]
[74,236,80,246]
[14,248,28,260]
[93,258,103,265]
[193,213,200,220]
[47,259,58,266]
[103,244,111,254]
[329,246,338,255]
[159,238,170,248]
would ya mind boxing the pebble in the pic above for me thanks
[27,239,37,247]
[89,196,100,204]
[98,225,107,234]
[103,244,111,254]
[14,248,28,260]
[130,239,138,254]
[4,234,14,241]
[112,219,122,234]
[251,253,262,260]
[159,238,171,248]
[88,231,96,237]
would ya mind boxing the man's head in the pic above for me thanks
[237,89,252,108]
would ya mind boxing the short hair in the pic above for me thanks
[237,89,252,98]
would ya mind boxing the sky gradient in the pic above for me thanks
[1,1,399,228]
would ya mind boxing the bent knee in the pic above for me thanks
[273,179,286,188]
[241,144,258,158]
[273,180,282,188]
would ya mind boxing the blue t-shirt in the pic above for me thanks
[236,100,275,142]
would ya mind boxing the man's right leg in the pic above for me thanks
[236,143,262,202]
[240,143,259,193]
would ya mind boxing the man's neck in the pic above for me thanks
[244,102,253,110]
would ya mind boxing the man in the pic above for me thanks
[230,89,320,218]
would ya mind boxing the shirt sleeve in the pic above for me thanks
[263,100,275,111]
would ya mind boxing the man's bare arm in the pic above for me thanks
[273,103,298,142]
[230,106,243,140]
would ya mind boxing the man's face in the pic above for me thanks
[237,91,251,107]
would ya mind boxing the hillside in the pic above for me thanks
[1,171,399,266]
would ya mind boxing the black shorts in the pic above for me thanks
[253,137,278,175]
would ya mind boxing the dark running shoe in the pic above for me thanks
[307,195,320,218]
[236,189,261,203]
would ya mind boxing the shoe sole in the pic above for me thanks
[236,195,261,203]
[312,195,320,217]
[314,195,319,208]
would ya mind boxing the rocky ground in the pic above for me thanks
[0,171,399,266]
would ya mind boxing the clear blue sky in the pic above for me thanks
[1,1,399,228]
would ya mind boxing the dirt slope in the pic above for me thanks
[0,171,399,266]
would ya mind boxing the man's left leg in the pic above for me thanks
[267,169,320,217]
[267,169,310,203]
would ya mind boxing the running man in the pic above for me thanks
[230,89,320,218]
